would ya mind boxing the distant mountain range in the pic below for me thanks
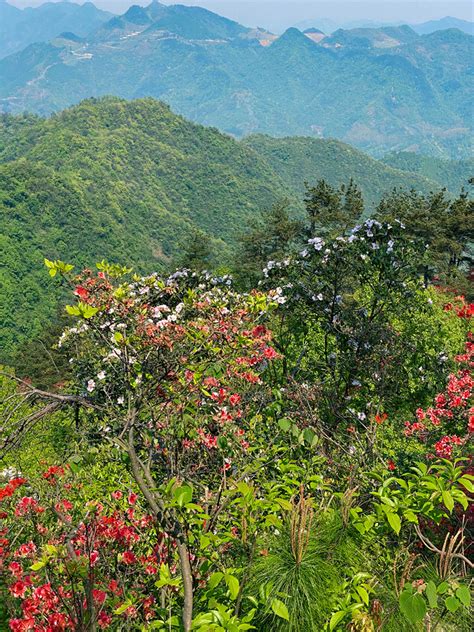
[2,96,463,356]
[0,0,113,59]
[294,16,474,37]
[0,1,472,158]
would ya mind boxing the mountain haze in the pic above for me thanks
[0,0,113,59]
[0,1,471,158]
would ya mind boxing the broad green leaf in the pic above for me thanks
[444,596,460,613]
[399,590,427,624]
[174,484,193,507]
[436,582,449,595]
[425,581,438,608]
[386,511,401,535]
[458,477,474,493]
[442,490,454,512]
[30,561,46,571]
[225,574,240,600]
[455,585,471,607]
[208,572,224,589]
[66,305,80,316]
[271,598,289,621]
[356,586,369,606]
[329,611,346,631]
[278,418,291,432]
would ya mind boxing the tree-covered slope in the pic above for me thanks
[243,135,438,208]
[382,152,474,194]
[0,97,289,355]
[0,97,448,357]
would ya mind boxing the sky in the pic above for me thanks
[8,0,474,33]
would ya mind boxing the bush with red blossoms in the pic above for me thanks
[0,466,175,630]
[403,334,473,460]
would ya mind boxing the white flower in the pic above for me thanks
[117,396,125,405]
[86,379,96,393]
[97,371,106,380]
[357,411,366,420]
[308,237,324,250]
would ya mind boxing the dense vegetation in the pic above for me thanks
[381,152,474,195]
[0,209,472,630]
[0,1,472,158]
[1,97,448,360]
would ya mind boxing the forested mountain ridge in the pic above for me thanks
[0,97,442,358]
[0,1,471,159]
[382,152,474,194]
[242,135,459,202]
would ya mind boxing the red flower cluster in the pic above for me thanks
[404,322,473,458]
[0,470,174,630]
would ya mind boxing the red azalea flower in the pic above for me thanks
[122,550,137,565]
[74,286,89,300]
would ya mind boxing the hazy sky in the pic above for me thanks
[8,1,474,32]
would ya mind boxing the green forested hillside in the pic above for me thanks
[0,97,442,357]
[0,97,289,355]
[243,135,438,208]
[382,151,474,194]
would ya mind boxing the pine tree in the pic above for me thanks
[341,178,364,228]
[304,179,342,238]
[235,199,301,288]
[303,178,364,239]
[173,228,214,272]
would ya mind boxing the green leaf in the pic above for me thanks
[386,511,401,535]
[356,586,369,606]
[458,477,474,493]
[81,304,98,319]
[278,418,291,432]
[425,581,438,608]
[442,490,454,512]
[436,582,449,595]
[329,611,346,631]
[30,561,46,571]
[208,572,224,589]
[65,304,80,316]
[399,590,427,624]
[445,596,460,613]
[225,574,240,600]
[455,585,471,607]
[114,601,133,615]
[113,331,124,343]
[271,599,289,621]
[174,484,193,507]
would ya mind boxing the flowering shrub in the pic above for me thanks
[0,467,170,630]
[404,330,472,460]
[261,220,452,430]
[0,246,473,632]
[7,262,281,630]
